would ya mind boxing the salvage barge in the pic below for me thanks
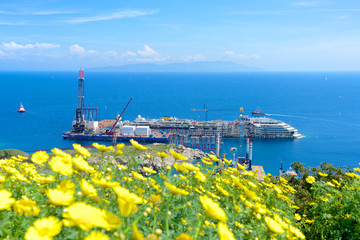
[62,69,303,144]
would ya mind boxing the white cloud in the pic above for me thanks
[105,51,118,57]
[122,51,137,57]
[0,50,6,57]
[294,1,319,7]
[127,57,165,63]
[31,11,76,15]
[67,10,157,24]
[2,42,60,50]
[180,54,206,62]
[224,51,260,60]
[336,15,348,19]
[70,44,96,55]
[137,45,158,56]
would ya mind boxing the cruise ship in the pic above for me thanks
[121,114,303,139]
[239,115,303,138]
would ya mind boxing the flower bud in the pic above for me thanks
[145,207,152,214]
[155,229,163,236]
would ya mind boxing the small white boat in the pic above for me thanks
[17,103,26,113]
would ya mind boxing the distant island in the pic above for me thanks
[87,61,261,72]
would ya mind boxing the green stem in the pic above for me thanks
[78,229,83,240]
[193,217,203,240]
[165,195,173,237]
[123,214,144,234]
[152,213,157,234]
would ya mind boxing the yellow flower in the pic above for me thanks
[101,209,122,230]
[295,213,301,221]
[159,172,168,180]
[116,143,125,150]
[92,177,118,188]
[118,164,127,170]
[208,154,219,161]
[13,196,40,216]
[57,179,76,193]
[116,149,123,156]
[0,189,15,210]
[164,182,189,195]
[223,158,232,164]
[216,184,231,196]
[132,224,145,240]
[63,202,107,231]
[305,219,314,224]
[72,155,94,173]
[305,176,315,184]
[113,186,143,216]
[183,162,199,171]
[73,143,91,158]
[80,179,97,197]
[199,195,227,222]
[235,221,244,228]
[47,189,74,206]
[237,163,246,170]
[201,159,213,165]
[194,171,206,182]
[25,216,62,240]
[217,222,235,240]
[51,148,71,158]
[85,231,110,240]
[173,163,190,173]
[0,175,5,183]
[149,195,162,205]
[176,233,192,240]
[327,182,336,187]
[31,151,49,165]
[157,152,170,158]
[169,149,187,160]
[318,172,328,177]
[244,189,261,201]
[48,156,73,176]
[289,225,305,239]
[143,166,157,174]
[93,143,114,152]
[130,139,148,150]
[132,171,148,181]
[264,216,284,234]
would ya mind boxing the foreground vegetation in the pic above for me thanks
[0,141,358,239]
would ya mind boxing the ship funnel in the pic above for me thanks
[248,142,253,170]
[246,138,250,160]
[216,132,220,157]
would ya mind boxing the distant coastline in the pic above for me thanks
[87,61,262,72]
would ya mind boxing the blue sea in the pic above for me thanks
[1,71,360,175]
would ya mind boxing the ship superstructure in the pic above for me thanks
[239,115,303,138]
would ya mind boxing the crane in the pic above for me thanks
[107,97,133,145]
[190,104,208,121]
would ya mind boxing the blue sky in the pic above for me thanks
[0,0,359,71]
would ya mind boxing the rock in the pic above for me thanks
[87,156,101,164]
[163,156,175,166]
[0,149,28,160]
[114,157,128,165]
[151,157,163,170]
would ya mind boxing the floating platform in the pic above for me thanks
[62,132,170,143]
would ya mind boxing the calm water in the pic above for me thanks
[1,71,360,175]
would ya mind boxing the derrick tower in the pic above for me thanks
[76,68,85,123]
